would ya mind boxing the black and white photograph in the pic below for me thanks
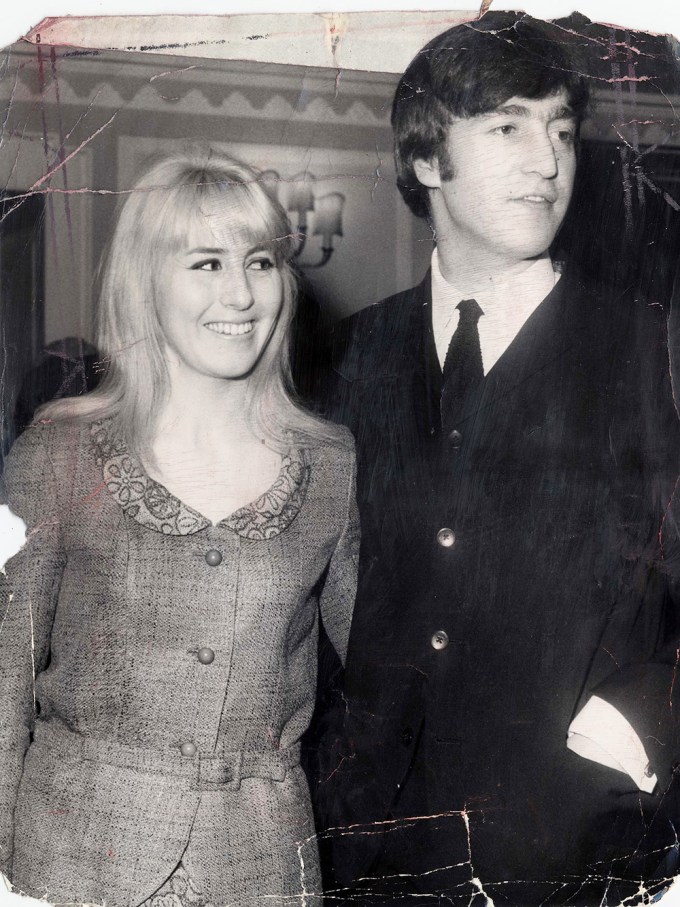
[1,3,680,905]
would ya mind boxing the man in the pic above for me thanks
[318,11,680,906]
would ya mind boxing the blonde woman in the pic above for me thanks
[0,147,357,907]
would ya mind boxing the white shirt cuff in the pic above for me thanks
[567,695,657,793]
[0,504,27,573]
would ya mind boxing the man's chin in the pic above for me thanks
[505,234,562,263]
[524,250,554,264]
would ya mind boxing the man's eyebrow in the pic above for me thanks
[482,103,530,118]
[480,103,577,120]
[547,104,577,121]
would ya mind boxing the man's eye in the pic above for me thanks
[191,259,221,271]
[493,124,516,136]
[557,129,575,144]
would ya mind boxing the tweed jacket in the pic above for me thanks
[317,265,680,904]
[0,417,358,907]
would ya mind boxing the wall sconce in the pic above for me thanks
[260,170,344,269]
[309,191,344,269]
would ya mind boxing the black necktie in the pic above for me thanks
[441,298,484,431]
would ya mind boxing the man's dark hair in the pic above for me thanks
[392,10,590,219]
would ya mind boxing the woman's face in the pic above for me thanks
[154,205,285,383]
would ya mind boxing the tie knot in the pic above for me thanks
[456,298,484,323]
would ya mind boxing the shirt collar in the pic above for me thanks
[430,247,561,374]
[430,246,558,317]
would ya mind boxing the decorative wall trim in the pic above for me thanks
[9,45,396,125]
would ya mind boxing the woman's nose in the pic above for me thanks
[218,270,254,310]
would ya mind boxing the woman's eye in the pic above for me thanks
[247,257,275,271]
[191,259,221,271]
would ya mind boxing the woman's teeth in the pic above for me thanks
[205,321,254,336]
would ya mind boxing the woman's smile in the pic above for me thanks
[204,320,255,336]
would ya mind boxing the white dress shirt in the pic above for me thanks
[430,247,558,373]
[431,247,655,792]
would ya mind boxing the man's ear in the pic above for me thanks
[413,156,442,189]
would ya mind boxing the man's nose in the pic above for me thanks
[523,130,559,179]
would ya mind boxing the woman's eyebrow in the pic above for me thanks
[185,246,224,254]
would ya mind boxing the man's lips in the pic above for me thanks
[514,193,559,204]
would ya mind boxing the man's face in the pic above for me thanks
[415,90,578,268]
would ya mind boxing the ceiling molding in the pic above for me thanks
[6,44,396,128]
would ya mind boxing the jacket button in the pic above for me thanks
[180,742,197,757]
[401,727,414,747]
[205,549,223,567]
[436,528,456,548]
[431,630,449,650]
[448,429,463,447]
[197,647,215,665]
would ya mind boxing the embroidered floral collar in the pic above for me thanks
[90,420,309,540]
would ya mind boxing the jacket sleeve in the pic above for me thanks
[318,441,359,668]
[0,425,65,876]
[589,302,680,786]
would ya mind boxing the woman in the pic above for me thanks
[0,147,358,907]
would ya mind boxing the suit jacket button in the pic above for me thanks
[436,528,456,548]
[431,630,449,650]
[180,742,197,757]
[401,727,414,747]
[205,549,223,567]
[448,429,463,447]
[198,647,215,665]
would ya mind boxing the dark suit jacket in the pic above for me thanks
[318,265,680,905]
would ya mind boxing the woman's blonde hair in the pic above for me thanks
[39,145,346,456]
